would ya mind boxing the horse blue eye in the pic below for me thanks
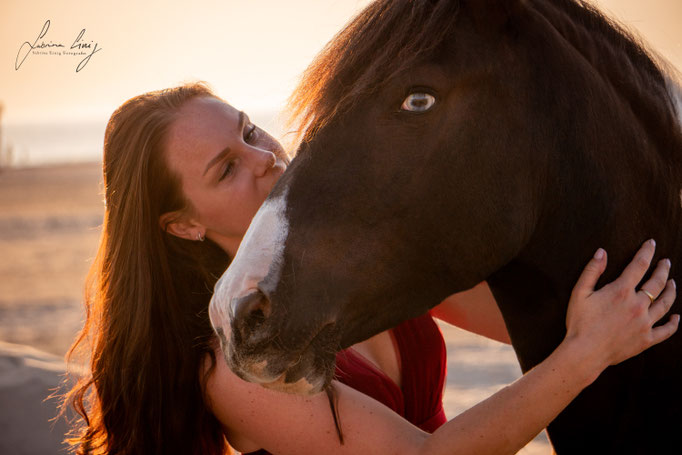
[401,92,436,112]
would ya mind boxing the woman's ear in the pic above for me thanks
[159,211,204,241]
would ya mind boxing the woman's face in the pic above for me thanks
[163,96,287,256]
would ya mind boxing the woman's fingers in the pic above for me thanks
[649,313,680,346]
[565,239,679,368]
[642,270,678,351]
[639,258,671,300]
[572,248,608,298]
[614,239,657,288]
[648,278,677,323]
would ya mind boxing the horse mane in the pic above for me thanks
[286,0,681,154]
[533,0,681,163]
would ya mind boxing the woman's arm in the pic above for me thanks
[431,281,512,344]
[206,240,678,455]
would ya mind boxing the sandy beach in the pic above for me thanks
[0,163,549,454]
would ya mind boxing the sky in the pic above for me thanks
[0,0,373,124]
[0,0,680,126]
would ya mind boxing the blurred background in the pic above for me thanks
[0,0,680,453]
[2,0,681,166]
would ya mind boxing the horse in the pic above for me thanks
[208,0,682,452]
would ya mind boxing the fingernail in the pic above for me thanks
[665,258,672,268]
[594,248,605,260]
[672,279,676,290]
[648,238,656,247]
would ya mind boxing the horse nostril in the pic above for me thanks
[233,290,272,336]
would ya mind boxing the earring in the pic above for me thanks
[196,232,204,242]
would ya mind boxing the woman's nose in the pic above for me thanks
[248,148,277,177]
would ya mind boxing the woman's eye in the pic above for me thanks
[244,124,257,143]
[218,160,235,181]
[400,92,436,112]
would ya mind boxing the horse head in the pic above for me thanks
[210,0,682,450]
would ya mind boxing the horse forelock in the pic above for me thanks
[286,0,463,145]
[289,0,681,155]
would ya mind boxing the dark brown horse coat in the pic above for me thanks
[210,1,682,452]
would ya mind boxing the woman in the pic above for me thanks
[62,81,678,455]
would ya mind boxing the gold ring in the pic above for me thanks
[641,289,656,304]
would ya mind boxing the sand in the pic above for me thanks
[0,341,73,454]
[0,163,550,454]
[0,163,102,357]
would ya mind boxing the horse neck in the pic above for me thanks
[510,0,682,289]
[517,137,682,302]
[489,111,682,368]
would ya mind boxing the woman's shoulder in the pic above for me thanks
[202,345,262,452]
[201,344,427,454]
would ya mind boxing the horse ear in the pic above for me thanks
[463,0,524,33]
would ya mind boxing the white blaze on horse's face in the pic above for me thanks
[208,188,289,355]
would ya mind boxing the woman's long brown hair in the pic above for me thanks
[61,82,232,454]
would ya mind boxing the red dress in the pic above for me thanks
[243,312,448,453]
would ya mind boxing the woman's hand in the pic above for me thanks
[564,238,679,378]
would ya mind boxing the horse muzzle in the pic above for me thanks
[211,290,337,395]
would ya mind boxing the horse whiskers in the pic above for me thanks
[324,384,344,445]
[286,350,306,371]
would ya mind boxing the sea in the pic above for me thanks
[0,109,283,167]
[1,120,107,167]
